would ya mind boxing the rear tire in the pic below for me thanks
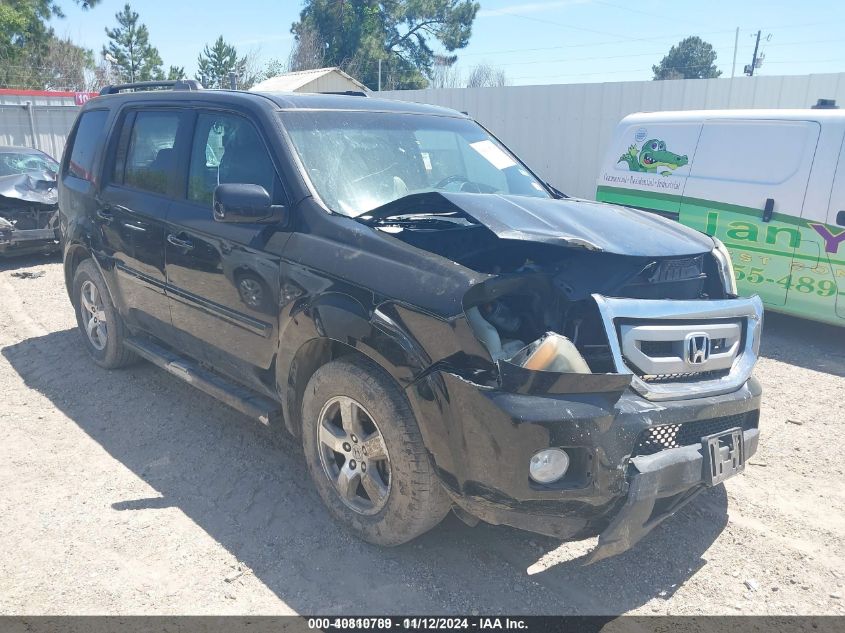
[72,259,135,369]
[301,357,450,546]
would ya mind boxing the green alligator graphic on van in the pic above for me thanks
[618,139,688,176]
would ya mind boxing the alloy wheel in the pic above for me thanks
[238,277,263,309]
[317,395,391,515]
[80,279,108,351]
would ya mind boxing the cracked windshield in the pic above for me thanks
[282,111,551,217]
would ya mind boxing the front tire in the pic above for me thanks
[301,357,450,545]
[72,259,135,369]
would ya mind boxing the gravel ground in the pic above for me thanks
[0,254,843,616]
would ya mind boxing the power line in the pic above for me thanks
[457,28,739,57]
[493,7,639,42]
[456,18,845,59]
[591,0,709,28]
[458,36,844,70]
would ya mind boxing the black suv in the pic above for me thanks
[59,81,763,561]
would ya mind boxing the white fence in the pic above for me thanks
[382,72,845,199]
[0,103,79,160]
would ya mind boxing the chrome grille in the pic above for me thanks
[619,321,742,377]
[592,294,763,401]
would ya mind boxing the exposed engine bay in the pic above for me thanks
[360,191,730,387]
[0,170,60,256]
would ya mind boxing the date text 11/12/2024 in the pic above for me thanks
[307,618,530,630]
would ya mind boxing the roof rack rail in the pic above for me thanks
[320,90,369,97]
[99,79,203,96]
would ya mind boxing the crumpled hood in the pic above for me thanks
[0,171,58,207]
[435,192,713,257]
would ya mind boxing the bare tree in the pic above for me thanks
[238,49,263,89]
[260,57,287,81]
[466,62,507,88]
[288,24,325,72]
[429,54,462,88]
[87,54,118,91]
[41,37,97,91]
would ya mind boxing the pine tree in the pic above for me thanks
[291,0,480,90]
[102,3,163,83]
[167,65,185,81]
[653,36,721,80]
[195,36,255,89]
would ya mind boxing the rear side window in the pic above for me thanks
[67,110,108,182]
[123,111,181,195]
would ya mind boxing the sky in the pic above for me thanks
[56,0,845,86]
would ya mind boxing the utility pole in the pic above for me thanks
[731,27,739,78]
[378,59,382,91]
[745,30,761,76]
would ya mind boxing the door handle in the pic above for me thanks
[96,208,113,223]
[167,234,194,250]
[762,198,774,223]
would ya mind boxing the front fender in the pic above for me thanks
[276,294,435,434]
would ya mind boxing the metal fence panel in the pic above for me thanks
[0,103,79,159]
[381,72,845,199]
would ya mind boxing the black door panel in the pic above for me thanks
[164,110,291,372]
[165,206,283,370]
[97,185,174,338]
[94,108,188,341]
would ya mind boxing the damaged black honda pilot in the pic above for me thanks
[59,81,762,562]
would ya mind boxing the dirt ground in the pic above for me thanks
[0,253,843,616]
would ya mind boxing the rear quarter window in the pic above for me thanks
[122,111,180,195]
[66,110,108,182]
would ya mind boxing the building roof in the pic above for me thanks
[250,67,369,93]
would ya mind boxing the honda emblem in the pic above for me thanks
[685,332,711,365]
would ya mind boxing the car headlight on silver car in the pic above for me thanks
[712,238,738,296]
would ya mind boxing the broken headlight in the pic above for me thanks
[711,238,737,296]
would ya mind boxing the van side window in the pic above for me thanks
[187,113,277,206]
[66,110,108,182]
[123,111,181,195]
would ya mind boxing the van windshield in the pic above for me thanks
[281,111,551,217]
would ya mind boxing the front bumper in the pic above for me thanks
[586,426,757,563]
[425,372,761,562]
[0,226,60,255]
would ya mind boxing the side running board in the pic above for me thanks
[124,337,282,426]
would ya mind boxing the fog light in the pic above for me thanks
[529,448,570,484]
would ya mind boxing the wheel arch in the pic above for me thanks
[63,243,93,302]
[64,244,120,313]
[277,296,433,438]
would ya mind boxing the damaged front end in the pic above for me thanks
[0,171,61,257]
[361,191,763,562]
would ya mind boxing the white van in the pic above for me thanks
[596,109,845,326]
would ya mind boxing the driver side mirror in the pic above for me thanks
[213,183,287,224]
